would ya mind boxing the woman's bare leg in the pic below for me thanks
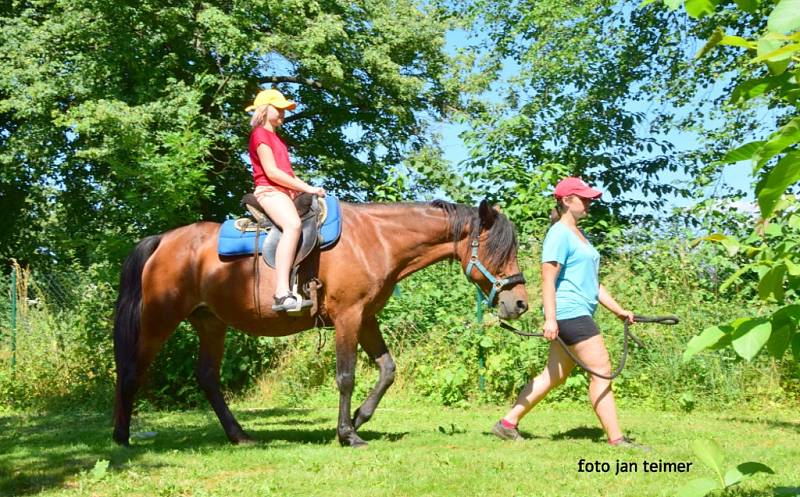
[257,192,301,296]
[503,341,576,425]
[570,334,623,441]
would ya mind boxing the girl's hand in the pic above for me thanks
[616,309,634,324]
[309,186,326,197]
[543,319,559,341]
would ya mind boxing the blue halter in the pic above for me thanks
[464,238,526,308]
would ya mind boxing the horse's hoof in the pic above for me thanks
[230,433,257,445]
[112,431,130,447]
[339,435,368,448]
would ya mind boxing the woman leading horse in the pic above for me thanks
[112,200,528,447]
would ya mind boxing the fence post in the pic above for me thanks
[10,266,16,373]
[476,287,485,392]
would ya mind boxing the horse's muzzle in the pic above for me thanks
[497,295,529,319]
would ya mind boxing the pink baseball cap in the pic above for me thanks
[553,177,602,199]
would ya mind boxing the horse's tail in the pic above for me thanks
[112,235,162,431]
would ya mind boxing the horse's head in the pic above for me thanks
[461,200,529,320]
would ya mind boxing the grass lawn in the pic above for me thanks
[1,399,798,497]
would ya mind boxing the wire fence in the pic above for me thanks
[1,261,87,373]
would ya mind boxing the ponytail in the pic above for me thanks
[550,199,566,225]
[250,105,270,128]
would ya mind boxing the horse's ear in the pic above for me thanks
[479,199,497,227]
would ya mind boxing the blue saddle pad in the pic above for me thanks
[217,195,342,256]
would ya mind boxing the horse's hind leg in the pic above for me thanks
[113,308,180,446]
[352,316,396,430]
[189,311,253,445]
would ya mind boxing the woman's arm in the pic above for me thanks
[598,284,633,323]
[257,144,325,195]
[542,261,560,340]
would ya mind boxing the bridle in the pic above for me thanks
[463,224,526,308]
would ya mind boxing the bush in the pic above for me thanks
[0,262,284,410]
[1,227,795,412]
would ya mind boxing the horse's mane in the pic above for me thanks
[430,200,518,269]
[349,200,518,267]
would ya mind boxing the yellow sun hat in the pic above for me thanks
[245,89,297,112]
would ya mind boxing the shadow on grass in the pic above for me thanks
[0,406,404,496]
[723,488,799,497]
[550,426,605,441]
[719,416,800,433]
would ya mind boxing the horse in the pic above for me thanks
[112,199,529,447]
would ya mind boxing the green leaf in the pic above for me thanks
[753,118,800,169]
[720,141,764,164]
[768,0,800,34]
[720,264,754,292]
[756,151,800,218]
[724,467,745,487]
[731,318,772,361]
[793,332,800,362]
[731,72,793,103]
[725,462,775,486]
[684,325,731,361]
[701,233,741,255]
[766,59,791,75]
[719,35,755,48]
[758,37,792,74]
[751,43,800,62]
[664,0,684,9]
[775,487,800,496]
[696,28,725,59]
[90,459,110,481]
[786,259,800,276]
[692,439,725,484]
[734,0,758,12]
[764,222,783,237]
[676,478,719,497]
[685,0,720,18]
[767,321,794,358]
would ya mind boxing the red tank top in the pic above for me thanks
[248,127,295,187]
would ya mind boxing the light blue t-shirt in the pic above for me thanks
[541,222,601,320]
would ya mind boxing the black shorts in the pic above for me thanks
[556,315,600,345]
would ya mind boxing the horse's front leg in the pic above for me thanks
[333,310,366,447]
[353,316,395,430]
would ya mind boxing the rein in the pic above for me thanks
[498,315,679,380]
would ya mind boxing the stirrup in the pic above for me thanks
[272,293,299,312]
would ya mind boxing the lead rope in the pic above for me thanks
[499,315,679,380]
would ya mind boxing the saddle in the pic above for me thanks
[236,192,330,316]
[239,192,325,268]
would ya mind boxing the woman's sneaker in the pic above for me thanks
[609,436,650,452]
[272,293,299,311]
[491,420,524,441]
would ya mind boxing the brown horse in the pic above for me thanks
[112,199,529,447]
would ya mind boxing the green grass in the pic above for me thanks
[2,399,799,497]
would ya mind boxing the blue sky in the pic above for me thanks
[437,22,759,218]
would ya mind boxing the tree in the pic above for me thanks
[0,0,459,267]
[664,0,800,363]
[449,0,782,237]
